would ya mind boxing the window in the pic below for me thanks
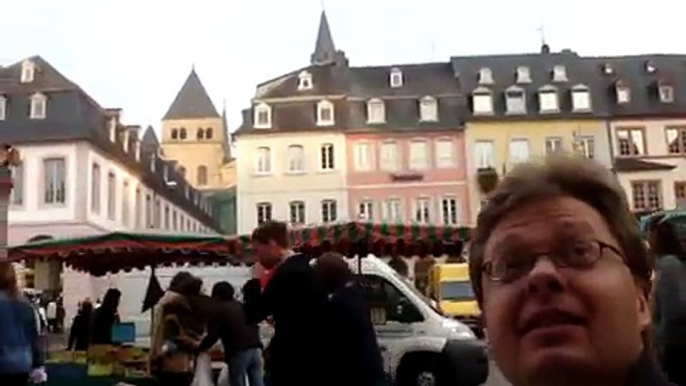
[358,201,374,221]
[197,128,204,140]
[617,128,645,156]
[298,71,313,91]
[107,172,116,219]
[442,197,459,225]
[646,61,657,74]
[419,96,438,122]
[659,84,674,103]
[164,206,170,229]
[30,93,47,119]
[575,136,595,159]
[509,139,530,163]
[505,86,526,114]
[257,203,272,225]
[10,162,23,206]
[171,129,178,140]
[539,86,559,113]
[289,201,306,224]
[474,141,495,169]
[256,147,271,174]
[367,99,385,124]
[409,140,429,170]
[358,274,424,324]
[380,141,400,171]
[321,200,337,223]
[666,127,686,155]
[631,181,662,212]
[44,158,66,205]
[0,96,6,120]
[390,68,403,88]
[122,181,130,227]
[205,128,213,139]
[195,165,208,186]
[616,81,631,104]
[287,145,305,172]
[146,194,152,228]
[383,199,403,222]
[320,143,335,170]
[91,164,101,213]
[317,100,335,126]
[172,211,178,231]
[516,66,531,84]
[179,128,187,139]
[675,182,686,208]
[354,142,373,171]
[572,85,592,112]
[254,103,272,129]
[414,197,431,223]
[545,137,563,155]
[21,60,35,83]
[478,68,494,85]
[552,65,568,82]
[435,139,455,168]
[155,199,161,228]
[135,188,142,229]
[472,88,493,115]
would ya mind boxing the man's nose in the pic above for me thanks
[525,257,565,295]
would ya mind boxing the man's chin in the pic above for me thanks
[522,347,596,384]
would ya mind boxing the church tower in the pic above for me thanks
[160,68,233,190]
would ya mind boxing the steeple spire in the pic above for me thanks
[311,10,337,66]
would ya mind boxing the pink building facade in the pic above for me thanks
[346,131,470,226]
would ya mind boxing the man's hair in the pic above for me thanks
[211,281,235,301]
[169,271,194,293]
[314,252,353,291]
[468,156,651,305]
[252,221,290,248]
[651,221,684,257]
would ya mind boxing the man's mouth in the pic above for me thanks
[519,309,586,336]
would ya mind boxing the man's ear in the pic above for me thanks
[635,283,651,331]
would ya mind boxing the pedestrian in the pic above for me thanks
[468,156,673,386]
[243,221,329,386]
[91,288,121,345]
[0,262,46,386]
[651,220,686,385]
[200,282,264,386]
[314,252,386,386]
[46,298,57,333]
[68,300,93,351]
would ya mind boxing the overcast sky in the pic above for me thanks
[1,0,684,130]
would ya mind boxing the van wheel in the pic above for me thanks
[397,356,446,386]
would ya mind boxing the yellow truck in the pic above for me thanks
[427,263,483,337]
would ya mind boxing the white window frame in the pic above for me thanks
[317,100,335,126]
[539,85,559,113]
[255,147,272,174]
[0,95,6,121]
[414,197,431,224]
[10,162,23,206]
[435,138,456,168]
[552,65,568,82]
[478,68,494,85]
[505,86,527,115]
[91,163,101,213]
[30,93,47,119]
[107,171,116,220]
[44,158,66,205]
[383,198,403,222]
[354,142,373,171]
[409,139,429,170]
[380,141,400,171]
[21,60,35,83]
[289,201,306,224]
[320,143,335,171]
[254,103,272,129]
[256,202,272,225]
[367,98,386,124]
[509,138,531,163]
[358,200,374,221]
[617,83,631,104]
[298,71,313,91]
[321,200,338,223]
[659,85,675,103]
[474,140,495,169]
[472,87,493,115]
[575,136,595,159]
[287,145,305,173]
[516,66,531,84]
[419,96,438,122]
[571,84,592,112]
[390,68,403,88]
[441,197,460,225]
[545,137,563,155]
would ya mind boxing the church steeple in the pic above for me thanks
[311,11,337,66]
[163,68,219,120]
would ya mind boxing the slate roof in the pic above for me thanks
[163,69,219,120]
[0,56,220,231]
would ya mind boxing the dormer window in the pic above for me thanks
[659,82,674,103]
[552,65,568,82]
[505,86,527,114]
[478,68,494,85]
[571,84,592,112]
[390,68,403,88]
[516,66,531,84]
[30,93,47,119]
[109,118,117,142]
[0,95,6,121]
[21,60,35,83]
[616,81,631,104]
[298,71,313,91]
[419,96,438,122]
[367,98,385,124]
[317,100,335,126]
[254,103,272,129]
[472,87,494,115]
[539,85,559,113]
[646,61,657,74]
[603,63,615,75]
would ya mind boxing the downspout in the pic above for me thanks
[605,119,616,175]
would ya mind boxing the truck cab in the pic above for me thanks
[427,263,482,337]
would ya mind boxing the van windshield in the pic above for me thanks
[390,270,447,316]
[440,281,475,301]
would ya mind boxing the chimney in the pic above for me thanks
[124,125,141,155]
[123,129,130,153]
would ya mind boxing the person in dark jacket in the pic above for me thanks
[68,300,93,351]
[200,282,263,386]
[244,221,329,386]
[91,288,121,345]
[314,253,386,386]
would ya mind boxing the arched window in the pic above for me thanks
[197,165,208,186]
[205,128,213,139]
[197,128,204,140]
[171,128,179,140]
[180,128,187,139]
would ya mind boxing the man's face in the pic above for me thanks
[481,196,650,386]
[253,240,282,269]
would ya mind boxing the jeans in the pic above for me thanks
[229,348,264,386]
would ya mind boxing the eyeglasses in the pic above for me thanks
[481,239,624,283]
